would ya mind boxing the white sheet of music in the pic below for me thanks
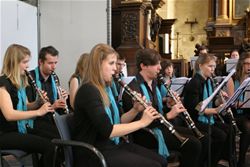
[122,76,135,84]
[226,58,238,73]
[117,76,135,101]
[190,56,198,70]
[240,87,250,108]
[171,77,191,95]
[201,69,236,113]
[219,77,250,113]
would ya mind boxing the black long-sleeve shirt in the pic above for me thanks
[71,83,117,150]
[122,73,163,128]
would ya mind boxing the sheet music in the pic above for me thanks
[219,77,250,113]
[123,76,135,84]
[226,58,238,73]
[171,77,191,95]
[238,85,250,108]
[200,69,236,113]
[190,56,198,70]
[213,76,226,84]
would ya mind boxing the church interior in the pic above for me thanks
[112,0,250,77]
[2,0,250,167]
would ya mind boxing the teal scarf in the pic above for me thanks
[105,86,120,144]
[140,83,169,158]
[160,78,171,98]
[35,67,57,102]
[111,79,119,98]
[160,84,168,98]
[198,79,215,125]
[17,84,33,133]
[234,80,244,114]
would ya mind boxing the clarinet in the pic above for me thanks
[114,76,189,147]
[51,71,70,114]
[158,74,205,139]
[25,70,49,104]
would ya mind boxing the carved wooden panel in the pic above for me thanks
[121,12,138,43]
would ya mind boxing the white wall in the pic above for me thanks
[1,0,38,70]
[40,0,107,89]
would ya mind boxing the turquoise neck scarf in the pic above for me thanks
[140,83,163,114]
[35,67,57,102]
[17,83,33,133]
[234,80,244,114]
[198,79,215,125]
[111,79,118,97]
[160,84,168,98]
[139,83,169,158]
[105,86,120,144]
[160,78,171,98]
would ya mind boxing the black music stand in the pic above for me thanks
[218,77,250,167]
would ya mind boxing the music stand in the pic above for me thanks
[171,77,191,95]
[218,77,250,167]
[190,56,198,70]
[226,58,238,74]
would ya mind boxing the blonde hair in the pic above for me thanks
[82,43,117,106]
[69,53,89,82]
[194,53,216,74]
[1,44,30,88]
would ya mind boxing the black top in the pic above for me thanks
[26,68,64,121]
[26,68,56,104]
[0,75,18,132]
[70,83,117,150]
[183,73,214,122]
[122,73,162,128]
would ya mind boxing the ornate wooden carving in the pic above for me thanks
[121,12,138,43]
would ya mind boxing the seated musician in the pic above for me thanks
[70,43,168,167]
[0,44,55,167]
[227,52,250,167]
[183,53,232,167]
[26,46,68,139]
[68,53,89,110]
[122,48,204,167]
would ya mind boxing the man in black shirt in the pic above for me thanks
[122,48,207,167]
[26,46,68,139]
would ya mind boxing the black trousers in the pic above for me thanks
[29,116,60,140]
[175,126,209,167]
[132,125,202,167]
[74,142,167,167]
[0,132,55,167]
[160,126,202,167]
[236,114,250,167]
[196,121,231,167]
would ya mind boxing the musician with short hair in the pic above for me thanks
[183,53,231,167]
[26,46,68,139]
[0,44,55,167]
[122,48,202,167]
[227,52,250,167]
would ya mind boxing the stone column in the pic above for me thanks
[216,0,229,23]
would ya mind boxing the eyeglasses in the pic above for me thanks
[243,62,250,66]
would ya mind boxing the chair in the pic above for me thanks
[0,149,28,167]
[52,112,107,167]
